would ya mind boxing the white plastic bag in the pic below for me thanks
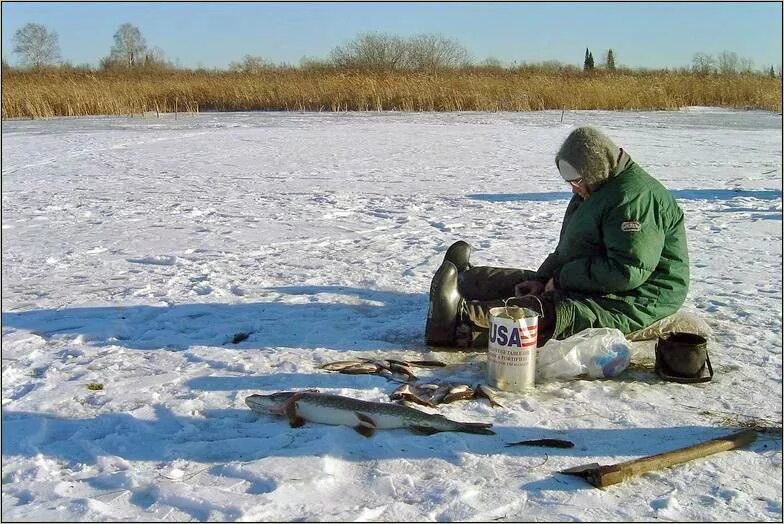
[536,328,631,381]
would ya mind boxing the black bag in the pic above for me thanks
[655,332,713,383]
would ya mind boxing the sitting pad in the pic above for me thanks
[626,310,712,342]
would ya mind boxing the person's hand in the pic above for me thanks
[515,280,545,297]
[544,277,556,293]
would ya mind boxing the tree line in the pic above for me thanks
[7,21,782,78]
[582,48,615,71]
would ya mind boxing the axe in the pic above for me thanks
[561,429,757,488]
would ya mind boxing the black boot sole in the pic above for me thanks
[444,241,472,273]
[425,261,461,346]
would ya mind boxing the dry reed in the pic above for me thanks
[2,69,781,119]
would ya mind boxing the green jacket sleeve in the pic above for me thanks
[555,197,665,293]
[534,252,560,281]
[534,195,583,281]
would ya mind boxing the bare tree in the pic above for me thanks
[691,52,715,75]
[109,23,147,68]
[299,55,333,71]
[717,50,740,75]
[737,56,754,74]
[478,57,503,70]
[405,33,469,71]
[143,46,169,67]
[12,23,61,68]
[330,32,408,71]
[229,55,270,73]
[329,32,471,72]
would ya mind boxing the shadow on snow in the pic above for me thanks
[1,286,428,352]
[2,404,764,493]
[468,188,782,203]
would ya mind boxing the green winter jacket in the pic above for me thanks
[535,155,690,339]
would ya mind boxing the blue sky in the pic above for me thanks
[2,2,782,69]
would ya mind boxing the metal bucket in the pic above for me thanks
[487,305,538,392]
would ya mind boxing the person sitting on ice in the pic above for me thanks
[425,126,690,349]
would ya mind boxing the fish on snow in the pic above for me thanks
[245,390,494,437]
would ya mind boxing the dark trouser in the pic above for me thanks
[458,266,556,347]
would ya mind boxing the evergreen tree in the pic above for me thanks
[607,49,616,71]
[587,52,595,70]
[584,48,591,70]
[770,66,776,78]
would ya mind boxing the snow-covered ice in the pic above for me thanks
[2,109,782,521]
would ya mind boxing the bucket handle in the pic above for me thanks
[503,296,545,319]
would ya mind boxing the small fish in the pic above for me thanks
[246,390,495,437]
[429,383,454,405]
[442,384,475,404]
[338,362,382,374]
[388,362,418,382]
[376,368,408,383]
[409,383,442,404]
[406,360,447,368]
[390,384,436,408]
[362,359,392,370]
[386,358,446,368]
[474,384,504,408]
[411,382,470,405]
[320,360,366,371]
[506,439,575,449]
[319,358,446,384]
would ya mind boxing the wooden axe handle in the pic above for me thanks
[588,429,757,488]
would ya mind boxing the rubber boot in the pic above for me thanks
[444,241,472,273]
[425,261,463,347]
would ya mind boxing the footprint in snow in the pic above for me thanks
[429,221,464,232]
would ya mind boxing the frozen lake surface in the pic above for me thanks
[2,109,782,521]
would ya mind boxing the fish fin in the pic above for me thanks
[408,425,442,435]
[354,424,375,437]
[355,412,377,427]
[354,412,376,438]
[284,398,305,428]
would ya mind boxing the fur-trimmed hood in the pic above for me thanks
[555,127,631,189]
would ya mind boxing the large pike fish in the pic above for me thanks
[245,390,495,437]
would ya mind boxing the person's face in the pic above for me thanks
[568,178,591,199]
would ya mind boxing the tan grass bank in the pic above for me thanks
[2,69,780,119]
